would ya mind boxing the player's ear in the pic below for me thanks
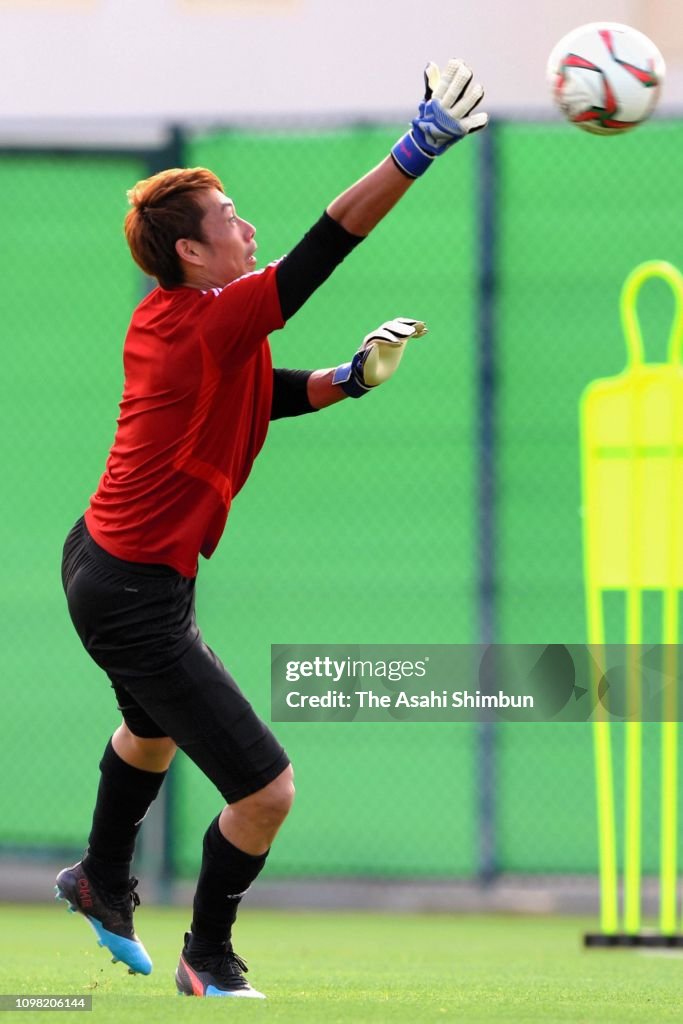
[175,237,203,266]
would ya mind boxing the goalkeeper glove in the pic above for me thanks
[332,318,428,398]
[391,58,489,179]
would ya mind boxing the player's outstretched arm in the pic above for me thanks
[325,158,413,241]
[327,58,488,236]
[275,59,487,323]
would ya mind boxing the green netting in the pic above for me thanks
[0,132,479,878]
[4,121,683,884]
[0,153,147,845]
[495,121,683,876]
[496,120,683,644]
[176,127,479,878]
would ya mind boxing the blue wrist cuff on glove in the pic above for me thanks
[390,131,434,179]
[332,357,372,398]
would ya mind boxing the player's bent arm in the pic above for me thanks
[270,318,427,418]
[308,369,348,410]
[270,368,345,419]
[270,364,383,416]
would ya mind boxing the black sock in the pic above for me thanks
[189,816,268,956]
[82,738,167,891]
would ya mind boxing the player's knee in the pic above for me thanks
[235,765,295,827]
[115,721,177,769]
[260,765,295,823]
[275,764,295,817]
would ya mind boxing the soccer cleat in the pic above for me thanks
[175,933,265,998]
[54,862,152,976]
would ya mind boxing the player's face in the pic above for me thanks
[196,189,258,285]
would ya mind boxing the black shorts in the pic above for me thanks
[61,517,289,803]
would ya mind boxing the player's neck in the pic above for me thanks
[182,271,227,291]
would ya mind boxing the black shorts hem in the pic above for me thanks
[222,750,291,805]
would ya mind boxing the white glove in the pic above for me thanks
[360,318,428,386]
[332,318,428,397]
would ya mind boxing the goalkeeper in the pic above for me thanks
[57,58,487,999]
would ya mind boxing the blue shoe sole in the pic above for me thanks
[54,886,153,976]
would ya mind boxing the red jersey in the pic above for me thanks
[85,263,284,578]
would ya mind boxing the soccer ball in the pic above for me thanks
[547,22,665,135]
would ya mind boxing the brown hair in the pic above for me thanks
[124,167,224,289]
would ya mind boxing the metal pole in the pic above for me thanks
[476,121,498,884]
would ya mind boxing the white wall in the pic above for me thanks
[0,0,680,138]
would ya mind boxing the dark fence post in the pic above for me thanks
[476,120,499,884]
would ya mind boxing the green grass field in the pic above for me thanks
[3,905,683,1023]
